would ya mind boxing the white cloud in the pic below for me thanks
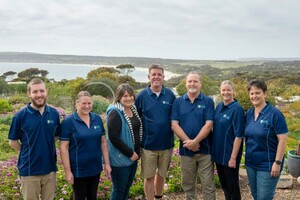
[0,0,299,59]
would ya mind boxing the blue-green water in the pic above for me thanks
[0,62,178,82]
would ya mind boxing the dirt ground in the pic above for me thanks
[157,178,300,200]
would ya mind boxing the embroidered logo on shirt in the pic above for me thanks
[47,120,54,124]
[162,101,171,105]
[260,119,269,124]
[223,114,230,120]
[197,105,206,109]
[94,125,100,130]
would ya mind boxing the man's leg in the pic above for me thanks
[154,174,164,198]
[144,176,155,200]
[141,149,158,200]
[20,175,42,200]
[180,155,198,200]
[40,172,56,200]
[155,148,173,198]
[197,154,215,200]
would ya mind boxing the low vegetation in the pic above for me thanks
[0,60,299,199]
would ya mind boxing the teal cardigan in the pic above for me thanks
[106,104,134,167]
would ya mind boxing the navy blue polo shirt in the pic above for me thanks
[135,86,175,150]
[59,112,105,178]
[8,104,60,176]
[211,100,245,166]
[171,93,215,156]
[245,103,288,172]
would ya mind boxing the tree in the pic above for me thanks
[116,64,135,76]
[40,70,49,78]
[117,75,138,89]
[175,79,186,96]
[65,77,87,107]
[85,77,118,99]
[2,71,17,81]
[0,77,8,94]
[232,78,276,111]
[17,68,49,81]
[87,67,119,80]
[175,74,217,96]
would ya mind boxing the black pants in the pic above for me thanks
[73,173,100,200]
[216,164,241,200]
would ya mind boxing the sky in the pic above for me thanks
[0,0,299,60]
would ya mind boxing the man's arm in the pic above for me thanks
[183,121,213,151]
[171,121,190,142]
[9,140,21,152]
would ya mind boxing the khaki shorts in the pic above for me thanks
[20,171,56,200]
[141,148,173,179]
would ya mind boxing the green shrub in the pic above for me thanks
[92,96,110,114]
[0,124,16,160]
[0,99,13,113]
[8,83,27,94]
[0,114,13,126]
[7,94,29,105]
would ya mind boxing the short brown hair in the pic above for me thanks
[114,84,135,104]
[148,64,164,74]
[247,79,267,92]
[27,78,46,92]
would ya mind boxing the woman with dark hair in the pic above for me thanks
[106,83,142,200]
[212,80,244,200]
[245,80,288,200]
[60,91,111,200]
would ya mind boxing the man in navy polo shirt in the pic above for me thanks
[8,78,60,200]
[135,64,175,200]
[171,71,216,200]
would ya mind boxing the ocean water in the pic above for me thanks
[0,62,178,82]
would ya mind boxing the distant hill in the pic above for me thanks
[0,52,192,68]
[1,52,299,85]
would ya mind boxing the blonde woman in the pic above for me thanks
[60,91,111,200]
[212,80,245,200]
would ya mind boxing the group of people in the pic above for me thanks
[8,64,288,200]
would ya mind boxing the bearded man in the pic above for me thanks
[171,71,216,200]
[8,78,61,200]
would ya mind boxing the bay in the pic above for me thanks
[0,62,179,82]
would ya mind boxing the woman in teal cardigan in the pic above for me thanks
[106,83,142,200]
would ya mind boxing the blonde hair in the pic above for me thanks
[220,80,235,91]
[76,91,91,102]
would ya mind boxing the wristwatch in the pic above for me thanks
[275,160,282,165]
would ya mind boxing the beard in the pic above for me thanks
[188,87,198,94]
[31,97,47,108]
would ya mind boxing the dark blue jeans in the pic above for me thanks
[246,166,280,200]
[110,161,138,200]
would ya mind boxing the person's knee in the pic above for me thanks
[145,176,155,184]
